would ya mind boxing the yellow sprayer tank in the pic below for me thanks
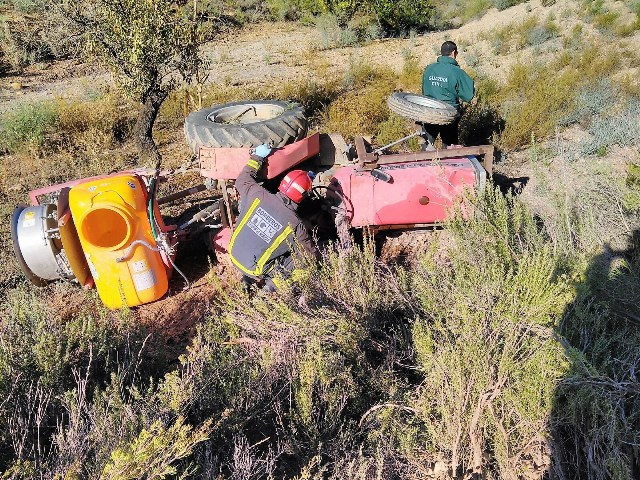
[69,173,169,309]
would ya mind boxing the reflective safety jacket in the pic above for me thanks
[229,159,316,279]
[421,56,475,109]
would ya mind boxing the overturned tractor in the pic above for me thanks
[11,95,493,309]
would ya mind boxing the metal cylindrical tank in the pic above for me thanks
[13,204,71,282]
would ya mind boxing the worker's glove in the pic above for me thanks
[253,144,272,159]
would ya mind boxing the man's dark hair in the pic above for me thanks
[441,41,457,56]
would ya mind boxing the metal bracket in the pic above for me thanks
[354,136,494,175]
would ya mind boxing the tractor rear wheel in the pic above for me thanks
[387,92,459,125]
[184,100,308,154]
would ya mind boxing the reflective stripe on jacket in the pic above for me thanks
[229,160,316,278]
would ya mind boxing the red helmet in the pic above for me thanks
[278,170,313,203]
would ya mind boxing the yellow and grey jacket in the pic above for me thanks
[229,158,316,279]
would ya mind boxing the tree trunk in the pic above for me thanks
[133,86,168,164]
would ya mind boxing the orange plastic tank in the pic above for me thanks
[68,173,169,309]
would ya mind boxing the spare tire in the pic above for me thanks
[184,100,308,153]
[387,92,459,125]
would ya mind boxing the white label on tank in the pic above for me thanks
[133,269,157,292]
[131,260,147,273]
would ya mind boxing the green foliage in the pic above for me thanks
[486,15,558,54]
[455,0,492,22]
[369,0,435,31]
[499,64,580,150]
[314,13,358,50]
[101,417,211,479]
[0,102,58,152]
[266,0,434,33]
[0,95,133,158]
[0,286,147,472]
[553,242,640,479]
[493,44,631,150]
[375,114,420,151]
[75,0,203,103]
[403,187,572,476]
[397,47,422,91]
[324,65,396,140]
[493,0,526,11]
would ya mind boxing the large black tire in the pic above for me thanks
[387,92,459,125]
[184,100,308,153]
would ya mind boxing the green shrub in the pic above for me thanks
[495,44,626,150]
[0,286,147,471]
[0,102,58,152]
[347,14,383,41]
[579,101,640,156]
[499,65,580,150]
[593,11,620,33]
[527,20,560,46]
[0,95,132,156]
[314,13,358,50]
[397,47,422,91]
[375,114,420,151]
[324,68,396,140]
[385,187,573,476]
[458,0,492,22]
[493,0,526,11]
[101,417,211,478]
[342,55,379,89]
[369,0,435,31]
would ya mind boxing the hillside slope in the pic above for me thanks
[1,0,639,478]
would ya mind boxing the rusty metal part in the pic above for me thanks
[355,136,368,169]
[157,184,208,205]
[353,136,494,175]
[220,180,236,232]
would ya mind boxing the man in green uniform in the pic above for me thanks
[421,41,475,146]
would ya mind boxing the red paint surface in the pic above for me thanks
[330,157,480,227]
[200,133,320,180]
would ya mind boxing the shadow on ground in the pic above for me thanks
[550,230,640,478]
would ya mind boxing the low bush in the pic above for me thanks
[397,47,422,92]
[0,101,59,153]
[578,100,640,156]
[493,44,630,150]
[368,0,435,32]
[0,286,150,473]
[0,95,132,156]
[486,15,558,54]
[314,13,358,50]
[493,0,527,11]
[375,114,421,151]
[323,67,396,140]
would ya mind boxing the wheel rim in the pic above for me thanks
[207,103,287,125]
[403,94,449,109]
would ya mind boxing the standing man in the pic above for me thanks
[422,41,475,146]
[229,144,318,291]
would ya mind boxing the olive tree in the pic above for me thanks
[63,0,205,161]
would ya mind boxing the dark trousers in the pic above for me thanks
[241,254,295,293]
[422,116,461,146]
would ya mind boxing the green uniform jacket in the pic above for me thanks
[422,56,475,110]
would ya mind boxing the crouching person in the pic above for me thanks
[229,144,319,291]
